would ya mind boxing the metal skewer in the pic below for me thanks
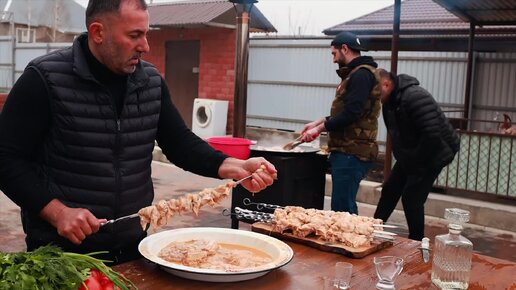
[100,213,139,226]
[227,198,399,243]
[233,174,254,186]
[373,234,395,241]
[223,207,275,223]
[240,198,399,229]
[231,166,271,187]
[243,198,284,210]
[101,176,258,228]
[226,204,398,240]
[373,230,397,236]
[373,224,399,229]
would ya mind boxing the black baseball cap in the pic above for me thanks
[330,31,367,51]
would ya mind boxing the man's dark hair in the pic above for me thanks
[86,0,148,27]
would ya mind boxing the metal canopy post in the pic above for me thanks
[384,0,401,181]
[230,0,257,138]
[464,22,476,124]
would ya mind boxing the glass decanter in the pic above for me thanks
[431,208,473,289]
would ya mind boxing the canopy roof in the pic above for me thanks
[433,0,516,25]
[148,0,276,33]
[323,0,516,51]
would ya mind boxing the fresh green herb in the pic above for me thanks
[0,245,137,290]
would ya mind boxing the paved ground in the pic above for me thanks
[1,161,515,263]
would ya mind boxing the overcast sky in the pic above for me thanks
[75,0,393,36]
[250,0,392,35]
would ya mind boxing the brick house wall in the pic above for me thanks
[145,27,237,134]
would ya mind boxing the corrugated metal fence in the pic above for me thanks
[247,37,516,144]
[246,37,516,200]
[0,36,14,92]
[2,37,515,131]
[0,36,70,91]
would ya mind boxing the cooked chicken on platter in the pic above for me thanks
[272,206,384,248]
[158,239,273,271]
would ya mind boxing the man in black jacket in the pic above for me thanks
[0,0,276,264]
[301,32,381,215]
[374,69,460,240]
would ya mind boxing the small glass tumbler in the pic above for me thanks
[373,256,404,290]
[335,262,353,289]
[322,276,340,290]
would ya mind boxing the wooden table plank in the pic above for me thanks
[114,236,516,290]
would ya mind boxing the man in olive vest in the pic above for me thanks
[301,32,381,214]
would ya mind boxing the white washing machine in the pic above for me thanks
[192,98,229,138]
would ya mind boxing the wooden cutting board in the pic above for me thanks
[251,222,393,258]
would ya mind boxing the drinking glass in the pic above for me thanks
[322,276,340,289]
[373,256,404,290]
[335,262,353,289]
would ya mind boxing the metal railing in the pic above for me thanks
[435,120,516,202]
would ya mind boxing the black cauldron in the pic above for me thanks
[230,145,328,228]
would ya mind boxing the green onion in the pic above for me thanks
[0,245,137,290]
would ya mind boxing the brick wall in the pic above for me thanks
[145,28,237,133]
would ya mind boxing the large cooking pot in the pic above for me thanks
[250,144,321,155]
[231,144,328,229]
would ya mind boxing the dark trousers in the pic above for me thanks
[374,162,442,241]
[329,152,372,214]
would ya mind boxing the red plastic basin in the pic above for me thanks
[207,137,253,160]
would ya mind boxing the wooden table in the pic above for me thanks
[114,236,516,290]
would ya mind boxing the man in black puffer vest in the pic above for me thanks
[0,0,276,265]
[374,69,460,241]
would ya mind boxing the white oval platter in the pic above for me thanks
[138,227,294,283]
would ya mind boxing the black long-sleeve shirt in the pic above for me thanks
[324,56,377,132]
[0,47,227,214]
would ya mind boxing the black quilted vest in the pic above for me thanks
[22,35,162,252]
